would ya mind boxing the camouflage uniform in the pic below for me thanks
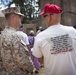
[0,33,6,75]
[0,26,34,75]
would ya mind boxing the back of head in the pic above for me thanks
[29,30,35,36]
[39,26,44,31]
[2,7,24,29]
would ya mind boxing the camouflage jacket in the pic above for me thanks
[0,26,34,75]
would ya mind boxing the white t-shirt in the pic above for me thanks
[33,24,76,75]
[17,31,29,45]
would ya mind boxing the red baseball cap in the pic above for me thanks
[40,4,62,15]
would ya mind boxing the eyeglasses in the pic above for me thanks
[43,14,53,18]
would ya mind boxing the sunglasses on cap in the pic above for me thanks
[43,14,53,18]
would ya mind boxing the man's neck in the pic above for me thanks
[7,23,18,30]
[48,22,60,27]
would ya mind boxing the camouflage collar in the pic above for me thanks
[5,26,16,31]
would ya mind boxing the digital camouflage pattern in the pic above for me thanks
[0,26,34,75]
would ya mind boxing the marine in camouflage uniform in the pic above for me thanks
[0,26,34,75]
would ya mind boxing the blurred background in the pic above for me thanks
[0,0,76,35]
